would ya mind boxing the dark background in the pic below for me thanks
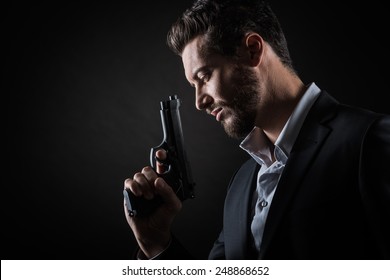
[3,1,388,260]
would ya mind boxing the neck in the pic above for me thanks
[255,56,306,143]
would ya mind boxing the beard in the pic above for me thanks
[219,66,260,139]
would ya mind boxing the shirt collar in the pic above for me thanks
[240,127,274,166]
[240,82,321,166]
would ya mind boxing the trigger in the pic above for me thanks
[155,155,169,165]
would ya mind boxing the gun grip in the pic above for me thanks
[123,189,163,218]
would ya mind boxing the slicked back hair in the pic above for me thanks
[167,0,295,72]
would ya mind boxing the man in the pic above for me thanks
[124,0,390,259]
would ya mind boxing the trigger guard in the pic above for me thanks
[150,144,169,169]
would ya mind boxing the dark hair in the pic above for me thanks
[167,0,294,71]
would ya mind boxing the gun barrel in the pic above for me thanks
[157,95,195,200]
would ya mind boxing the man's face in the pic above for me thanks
[182,36,260,139]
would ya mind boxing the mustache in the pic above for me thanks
[206,95,247,115]
[206,102,227,115]
[206,98,237,113]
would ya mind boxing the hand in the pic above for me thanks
[123,149,182,259]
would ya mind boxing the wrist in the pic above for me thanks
[138,236,172,259]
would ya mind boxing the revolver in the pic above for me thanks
[123,95,195,217]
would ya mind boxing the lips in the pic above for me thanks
[211,107,223,121]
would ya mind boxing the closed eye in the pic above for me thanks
[197,71,211,83]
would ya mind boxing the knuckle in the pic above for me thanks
[124,178,132,187]
[143,167,158,181]
[141,166,153,174]
[133,172,144,181]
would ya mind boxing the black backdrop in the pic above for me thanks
[4,1,389,260]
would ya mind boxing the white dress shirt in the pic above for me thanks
[239,82,321,253]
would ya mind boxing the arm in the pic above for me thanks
[137,235,195,260]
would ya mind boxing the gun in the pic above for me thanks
[123,95,195,217]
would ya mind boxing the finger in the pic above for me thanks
[156,149,167,174]
[124,178,142,197]
[154,177,182,215]
[156,149,167,160]
[133,172,154,200]
[142,166,158,182]
[141,166,159,199]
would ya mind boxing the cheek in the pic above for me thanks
[203,79,224,103]
[213,74,236,102]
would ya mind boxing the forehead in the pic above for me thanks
[181,36,207,80]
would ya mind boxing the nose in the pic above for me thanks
[195,87,213,111]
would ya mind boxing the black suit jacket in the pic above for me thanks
[160,91,390,259]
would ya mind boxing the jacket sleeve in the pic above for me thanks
[360,115,390,258]
[133,234,195,260]
[208,230,226,259]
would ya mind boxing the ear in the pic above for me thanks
[244,33,264,67]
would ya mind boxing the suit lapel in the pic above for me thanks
[224,159,259,259]
[259,91,338,259]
